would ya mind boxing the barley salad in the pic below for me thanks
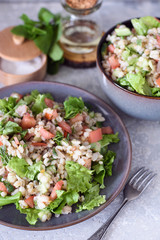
[102,16,160,97]
[0,90,119,225]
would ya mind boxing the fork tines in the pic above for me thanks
[129,167,156,192]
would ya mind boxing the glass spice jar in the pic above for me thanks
[60,0,103,54]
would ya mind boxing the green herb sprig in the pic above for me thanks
[11,8,64,74]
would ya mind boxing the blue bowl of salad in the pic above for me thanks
[97,16,160,120]
[0,81,131,230]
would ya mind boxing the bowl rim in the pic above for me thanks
[0,81,132,231]
[97,18,160,100]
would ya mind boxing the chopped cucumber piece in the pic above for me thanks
[122,50,130,61]
[131,18,148,36]
[115,27,132,37]
[128,57,138,66]
[91,142,101,152]
[127,66,135,72]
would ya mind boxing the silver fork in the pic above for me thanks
[88,167,156,240]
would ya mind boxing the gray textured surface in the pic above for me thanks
[0,1,160,240]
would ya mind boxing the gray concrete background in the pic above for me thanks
[0,1,160,240]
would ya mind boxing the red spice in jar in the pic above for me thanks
[66,0,97,9]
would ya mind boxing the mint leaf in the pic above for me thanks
[38,8,55,25]
[49,43,63,61]
[34,25,53,54]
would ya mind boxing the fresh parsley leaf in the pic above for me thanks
[25,161,42,180]
[48,190,79,214]
[101,42,108,59]
[0,146,11,166]
[92,163,105,188]
[76,184,106,212]
[21,130,28,139]
[15,202,40,225]
[0,192,21,207]
[64,96,85,119]
[8,157,29,178]
[3,181,15,193]
[2,121,22,136]
[99,133,120,149]
[104,150,116,176]
[54,131,63,145]
[65,161,93,193]
[0,97,17,115]
[53,147,57,156]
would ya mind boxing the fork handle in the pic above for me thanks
[88,198,128,240]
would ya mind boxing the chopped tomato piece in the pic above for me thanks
[64,131,68,138]
[0,182,8,193]
[0,141,3,146]
[44,98,54,108]
[88,128,103,143]
[50,180,64,201]
[24,132,34,141]
[21,113,36,130]
[108,44,115,53]
[157,35,160,47]
[25,196,35,208]
[8,117,14,122]
[83,125,88,131]
[156,77,160,87]
[84,158,91,169]
[58,121,72,134]
[102,126,113,134]
[52,109,58,119]
[4,170,8,179]
[45,109,58,120]
[108,55,120,69]
[14,136,19,145]
[45,112,53,120]
[40,128,55,140]
[32,142,47,146]
[70,114,83,125]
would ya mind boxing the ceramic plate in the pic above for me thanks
[0,81,132,230]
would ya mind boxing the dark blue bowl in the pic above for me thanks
[0,81,131,230]
[97,19,160,121]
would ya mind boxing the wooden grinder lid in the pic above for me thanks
[0,26,42,62]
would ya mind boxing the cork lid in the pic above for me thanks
[0,26,42,61]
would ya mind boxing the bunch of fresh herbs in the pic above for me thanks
[11,8,64,74]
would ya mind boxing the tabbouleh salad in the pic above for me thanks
[102,16,160,97]
[0,90,119,225]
